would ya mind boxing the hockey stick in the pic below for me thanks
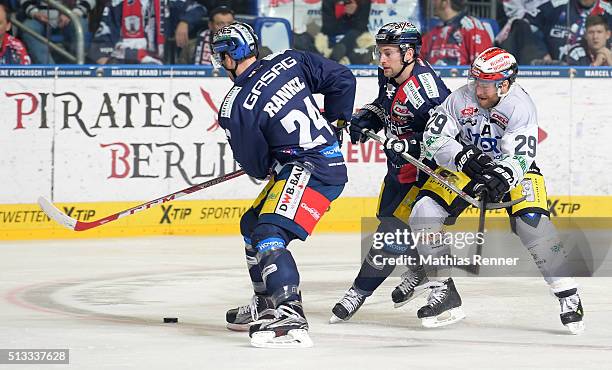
[361,129,525,210]
[38,169,246,231]
[467,193,488,275]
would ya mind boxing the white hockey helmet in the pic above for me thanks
[469,47,518,97]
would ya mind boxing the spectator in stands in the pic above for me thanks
[19,0,94,64]
[0,3,31,65]
[193,5,234,65]
[525,0,612,63]
[170,0,207,50]
[495,0,549,65]
[317,0,372,64]
[567,15,612,65]
[421,0,493,65]
[89,0,206,64]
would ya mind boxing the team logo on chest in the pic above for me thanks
[459,106,479,126]
[385,83,396,99]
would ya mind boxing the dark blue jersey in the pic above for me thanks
[368,59,451,181]
[218,50,356,185]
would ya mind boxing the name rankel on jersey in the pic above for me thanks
[243,57,298,110]
[263,76,306,118]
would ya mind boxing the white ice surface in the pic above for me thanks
[1,234,611,369]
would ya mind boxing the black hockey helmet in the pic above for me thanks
[375,22,422,58]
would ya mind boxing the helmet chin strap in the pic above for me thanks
[496,81,512,99]
[393,57,416,80]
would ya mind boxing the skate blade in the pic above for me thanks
[250,329,313,348]
[393,284,429,308]
[565,321,585,335]
[421,307,466,328]
[226,318,274,332]
[329,314,347,324]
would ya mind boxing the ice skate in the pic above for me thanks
[330,287,367,323]
[417,278,465,328]
[226,294,275,331]
[558,291,585,335]
[392,266,429,308]
[249,301,313,348]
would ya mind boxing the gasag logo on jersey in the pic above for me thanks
[418,73,440,99]
[319,142,342,158]
[403,77,425,109]
[275,165,311,219]
[243,56,297,110]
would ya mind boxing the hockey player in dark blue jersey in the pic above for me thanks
[330,22,452,324]
[211,22,356,348]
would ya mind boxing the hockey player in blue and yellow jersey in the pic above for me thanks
[330,22,452,323]
[212,22,356,348]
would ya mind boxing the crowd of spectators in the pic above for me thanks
[0,0,610,66]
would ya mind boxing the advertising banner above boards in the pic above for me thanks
[2,65,611,78]
[1,65,611,239]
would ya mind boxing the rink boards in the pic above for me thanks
[1,66,611,240]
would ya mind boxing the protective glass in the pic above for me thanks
[211,52,224,69]
[211,40,231,69]
[467,76,503,92]
[373,45,401,63]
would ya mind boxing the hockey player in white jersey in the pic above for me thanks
[399,47,585,333]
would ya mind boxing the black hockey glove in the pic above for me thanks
[349,103,386,144]
[383,137,421,167]
[474,165,514,203]
[455,144,494,180]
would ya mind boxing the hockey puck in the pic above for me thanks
[163,317,178,323]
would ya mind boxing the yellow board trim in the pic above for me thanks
[1,196,611,240]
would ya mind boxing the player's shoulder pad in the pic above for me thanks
[414,66,442,100]
[441,84,470,113]
[219,85,243,119]
[264,49,297,60]
[503,86,537,130]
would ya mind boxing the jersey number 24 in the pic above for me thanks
[280,96,334,150]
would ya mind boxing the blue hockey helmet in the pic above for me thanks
[211,22,259,68]
[375,22,422,58]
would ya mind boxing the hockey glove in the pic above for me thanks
[474,165,514,203]
[383,137,421,167]
[455,144,494,180]
[349,103,386,144]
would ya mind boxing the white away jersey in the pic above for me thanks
[423,83,539,189]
